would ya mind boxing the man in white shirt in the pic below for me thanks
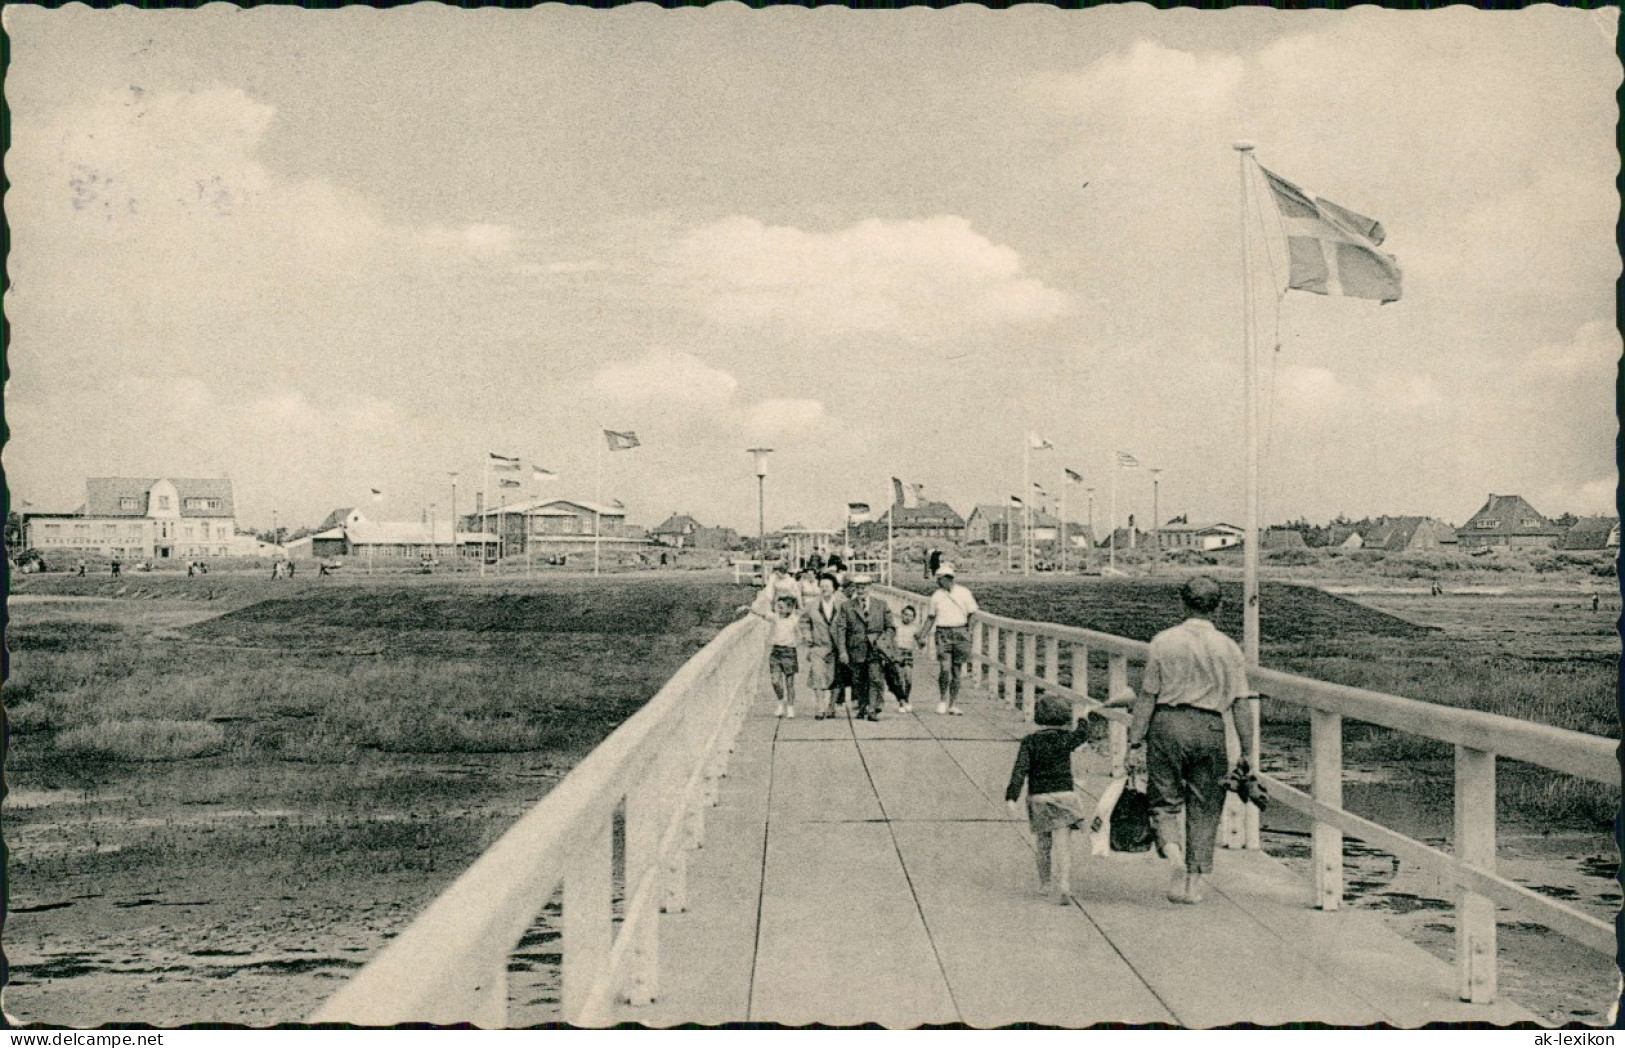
[921,563,978,715]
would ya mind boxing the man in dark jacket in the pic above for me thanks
[833,574,895,721]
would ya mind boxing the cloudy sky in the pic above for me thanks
[5,6,1618,534]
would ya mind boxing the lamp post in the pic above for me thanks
[1085,488,1095,570]
[749,447,772,581]
[1150,468,1162,574]
[449,473,458,569]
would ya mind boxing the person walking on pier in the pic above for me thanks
[921,563,978,715]
[1126,575,1256,905]
[1006,695,1093,905]
[747,593,806,719]
[883,604,924,713]
[804,573,845,719]
[834,574,895,721]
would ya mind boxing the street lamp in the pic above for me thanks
[748,448,773,579]
[1149,468,1162,574]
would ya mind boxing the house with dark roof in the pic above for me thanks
[1325,525,1364,549]
[25,477,243,560]
[651,513,702,547]
[1157,521,1244,551]
[1559,516,1620,551]
[1359,516,1457,552]
[1261,528,1307,550]
[879,500,966,540]
[1456,494,1563,550]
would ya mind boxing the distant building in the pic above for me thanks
[1157,522,1244,551]
[651,513,702,547]
[1456,494,1562,550]
[879,500,966,540]
[1359,516,1457,552]
[1262,528,1307,550]
[1559,516,1621,551]
[464,497,641,556]
[1324,525,1364,549]
[295,508,493,561]
[25,477,240,560]
[650,513,738,550]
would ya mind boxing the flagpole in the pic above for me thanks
[1059,476,1067,575]
[1022,440,1031,576]
[594,436,603,577]
[886,493,894,587]
[1109,463,1118,572]
[480,458,489,577]
[1236,140,1263,850]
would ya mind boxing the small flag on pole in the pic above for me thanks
[532,466,558,482]
[1065,468,1084,484]
[498,478,522,489]
[892,477,906,507]
[1009,495,1024,507]
[370,488,384,502]
[1116,452,1140,469]
[604,430,641,451]
[489,452,521,472]
[1260,167,1402,303]
[847,502,872,523]
[1028,433,1055,451]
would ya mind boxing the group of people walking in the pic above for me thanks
[749,564,1257,909]
[744,560,980,722]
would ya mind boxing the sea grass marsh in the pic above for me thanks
[5,569,1617,1024]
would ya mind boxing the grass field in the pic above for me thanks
[3,574,745,1026]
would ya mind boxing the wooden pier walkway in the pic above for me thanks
[604,667,1537,1028]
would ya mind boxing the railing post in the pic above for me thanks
[1106,652,1127,716]
[1023,632,1041,723]
[1003,629,1018,707]
[993,627,1006,704]
[1455,745,1498,1004]
[1108,719,1128,778]
[1072,642,1089,722]
[978,623,992,687]
[561,817,614,1025]
[969,618,984,690]
[621,777,663,1007]
[1310,709,1343,910]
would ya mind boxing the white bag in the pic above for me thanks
[1089,775,1127,857]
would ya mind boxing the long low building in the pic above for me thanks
[291,508,494,561]
[463,497,648,556]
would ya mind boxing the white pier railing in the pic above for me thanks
[309,615,767,1028]
[880,585,1617,1007]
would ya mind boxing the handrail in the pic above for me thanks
[879,584,1620,1006]
[310,615,767,1027]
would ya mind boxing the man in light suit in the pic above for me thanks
[834,574,896,722]
[801,572,846,720]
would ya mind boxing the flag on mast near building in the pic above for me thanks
[489,452,521,471]
[1065,468,1084,484]
[1259,167,1402,303]
[1009,494,1024,507]
[532,466,558,482]
[847,502,872,523]
[892,477,906,506]
[604,430,641,451]
[1116,452,1140,469]
[1028,433,1054,451]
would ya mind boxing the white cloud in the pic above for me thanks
[418,223,517,260]
[1029,40,1244,121]
[741,398,828,436]
[666,215,1071,342]
[591,348,739,407]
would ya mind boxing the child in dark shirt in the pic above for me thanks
[1006,695,1094,904]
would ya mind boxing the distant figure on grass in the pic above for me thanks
[883,604,925,713]
[1591,591,1600,612]
[833,574,895,722]
[1006,695,1092,905]
[271,560,283,580]
[921,563,978,716]
[746,593,807,719]
[1127,575,1256,905]
[286,559,296,579]
[109,557,121,577]
[803,573,846,719]
[77,559,87,577]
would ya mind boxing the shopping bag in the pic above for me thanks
[1089,771,1155,856]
